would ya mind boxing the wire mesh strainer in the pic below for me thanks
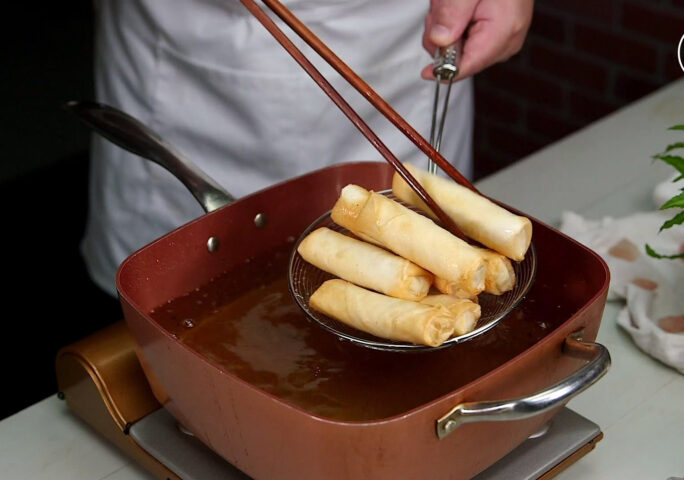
[289,192,537,352]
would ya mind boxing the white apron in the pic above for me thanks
[82,0,474,297]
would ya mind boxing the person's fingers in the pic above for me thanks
[457,1,532,78]
[421,64,435,80]
[422,0,533,80]
[422,0,478,77]
[427,0,478,47]
[455,20,505,78]
[422,10,436,55]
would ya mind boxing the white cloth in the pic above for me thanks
[559,175,684,374]
[82,0,474,297]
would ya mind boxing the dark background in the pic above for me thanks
[1,0,682,420]
[0,1,123,421]
[473,0,684,178]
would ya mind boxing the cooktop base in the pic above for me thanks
[129,405,600,480]
[56,321,602,480]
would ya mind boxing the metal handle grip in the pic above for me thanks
[63,100,235,213]
[427,39,463,174]
[433,39,462,81]
[436,330,611,439]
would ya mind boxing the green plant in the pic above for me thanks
[646,124,684,260]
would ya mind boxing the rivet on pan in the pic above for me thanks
[254,213,267,228]
[207,236,220,252]
[444,420,458,433]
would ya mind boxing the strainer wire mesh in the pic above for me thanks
[288,192,537,352]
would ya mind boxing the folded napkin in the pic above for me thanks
[559,174,684,374]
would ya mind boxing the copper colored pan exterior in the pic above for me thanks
[118,162,609,480]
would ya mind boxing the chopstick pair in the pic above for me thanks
[237,0,476,239]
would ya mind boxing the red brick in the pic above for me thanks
[527,108,584,142]
[478,62,565,109]
[613,71,663,102]
[473,121,502,179]
[574,24,658,72]
[537,0,616,22]
[569,90,620,123]
[529,9,567,44]
[622,2,684,43]
[665,50,684,81]
[472,124,519,179]
[529,43,609,92]
[473,84,524,124]
[473,117,488,144]
[473,150,512,180]
[665,40,684,81]
[487,125,547,159]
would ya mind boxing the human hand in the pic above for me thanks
[422,0,534,80]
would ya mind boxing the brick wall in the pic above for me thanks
[473,0,684,179]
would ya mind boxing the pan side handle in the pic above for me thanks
[64,100,235,213]
[435,330,610,439]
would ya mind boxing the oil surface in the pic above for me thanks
[150,242,582,421]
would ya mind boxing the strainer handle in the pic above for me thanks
[435,329,610,439]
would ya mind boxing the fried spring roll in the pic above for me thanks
[310,279,456,347]
[392,163,532,261]
[331,185,486,297]
[420,294,481,336]
[435,248,516,296]
[478,247,516,294]
[433,277,478,299]
[297,227,433,301]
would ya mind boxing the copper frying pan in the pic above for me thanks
[110,157,610,480]
[67,99,610,478]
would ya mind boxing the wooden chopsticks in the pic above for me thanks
[237,0,476,238]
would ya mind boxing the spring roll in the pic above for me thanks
[478,247,516,294]
[435,247,516,296]
[297,227,433,301]
[392,163,532,261]
[310,279,456,347]
[433,277,478,299]
[331,184,486,297]
[420,294,481,336]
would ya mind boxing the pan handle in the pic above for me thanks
[64,100,235,212]
[435,329,610,439]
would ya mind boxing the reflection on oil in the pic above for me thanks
[151,243,581,421]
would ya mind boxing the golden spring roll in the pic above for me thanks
[433,277,478,299]
[331,184,486,297]
[420,294,481,336]
[297,227,433,301]
[310,279,456,347]
[435,248,516,296]
[478,247,516,294]
[392,163,532,261]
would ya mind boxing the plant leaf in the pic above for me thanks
[659,191,684,210]
[645,244,684,259]
[668,125,684,131]
[652,154,684,177]
[663,142,684,153]
[659,210,684,231]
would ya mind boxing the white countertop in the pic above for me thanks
[3,79,684,480]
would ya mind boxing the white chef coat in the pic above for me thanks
[82,0,474,297]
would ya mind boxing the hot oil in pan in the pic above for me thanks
[150,242,581,422]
